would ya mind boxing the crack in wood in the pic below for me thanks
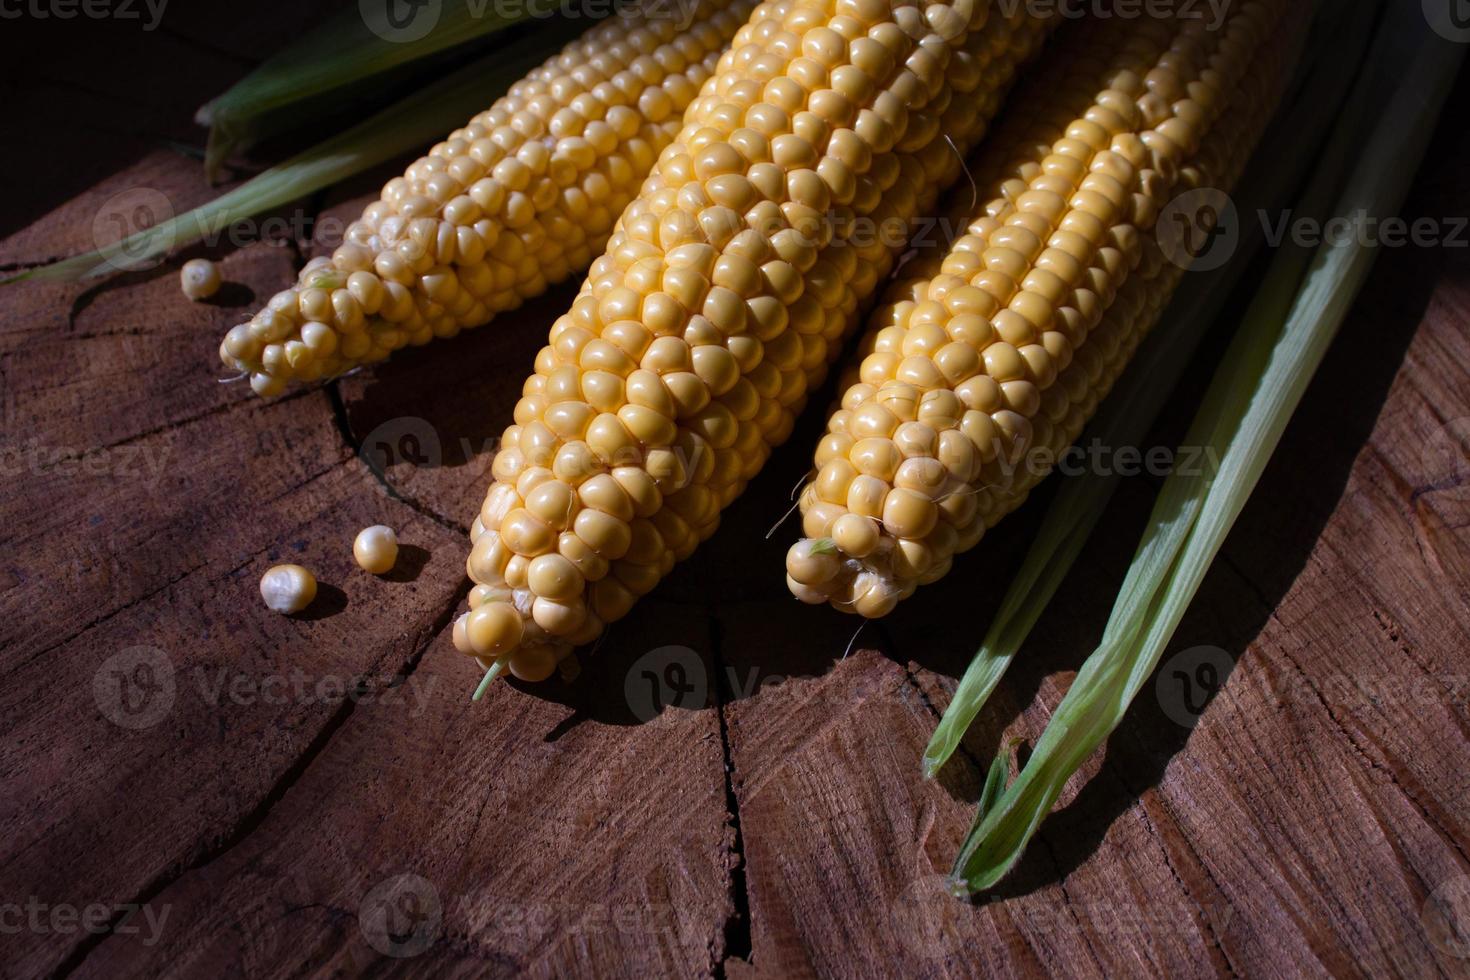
[1029,832,1111,977]
[1102,759,1242,978]
[1271,635,1470,873]
[9,453,346,672]
[1209,551,1470,871]
[51,574,470,980]
[98,385,317,455]
[0,255,70,274]
[708,612,754,978]
[325,380,469,537]
[1367,607,1470,741]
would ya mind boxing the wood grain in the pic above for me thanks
[1,6,1468,979]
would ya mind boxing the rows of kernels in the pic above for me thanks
[796,14,1202,613]
[453,0,1063,669]
[788,0,1303,616]
[984,21,1288,526]
[219,0,757,397]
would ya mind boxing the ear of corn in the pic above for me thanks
[786,0,1308,617]
[219,0,758,397]
[453,0,1062,681]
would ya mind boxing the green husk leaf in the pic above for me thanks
[4,34,568,287]
[197,2,542,179]
[947,741,1015,896]
[920,0,1379,780]
[949,4,1463,894]
[979,743,1011,817]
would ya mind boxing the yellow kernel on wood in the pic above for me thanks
[353,525,399,575]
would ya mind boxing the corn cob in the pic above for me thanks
[785,0,1307,616]
[451,0,1061,681]
[219,0,756,397]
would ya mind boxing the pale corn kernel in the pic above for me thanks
[831,512,880,558]
[353,525,399,575]
[465,602,524,657]
[259,564,317,614]
[181,259,221,301]
[527,553,584,601]
[532,596,587,635]
[452,613,473,653]
[786,538,842,586]
[510,644,561,682]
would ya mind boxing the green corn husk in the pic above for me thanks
[197,1,543,180]
[947,2,1463,895]
[4,29,571,287]
[921,0,1379,781]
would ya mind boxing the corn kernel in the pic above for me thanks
[353,525,399,575]
[259,564,316,614]
[181,259,221,302]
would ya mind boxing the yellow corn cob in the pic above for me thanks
[451,0,1061,682]
[987,6,1307,526]
[785,0,1308,616]
[218,0,758,397]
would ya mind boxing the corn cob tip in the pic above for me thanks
[219,0,757,394]
[786,534,910,617]
[453,589,587,683]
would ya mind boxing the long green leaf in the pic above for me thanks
[5,34,568,287]
[950,5,1463,894]
[920,0,1379,779]
[198,1,541,179]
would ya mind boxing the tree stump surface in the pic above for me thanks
[3,8,1468,979]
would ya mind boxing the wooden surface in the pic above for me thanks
[3,7,1470,978]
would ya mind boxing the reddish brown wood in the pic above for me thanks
[2,6,1469,979]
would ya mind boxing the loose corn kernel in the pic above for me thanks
[787,0,1307,616]
[353,525,399,575]
[455,0,1062,680]
[259,564,317,614]
[221,0,758,393]
[181,259,220,301]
